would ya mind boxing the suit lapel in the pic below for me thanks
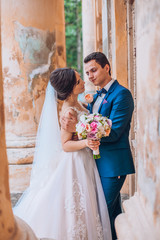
[98,80,119,113]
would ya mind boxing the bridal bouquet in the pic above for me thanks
[76,113,112,159]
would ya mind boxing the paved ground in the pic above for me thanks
[11,192,129,208]
[11,193,22,207]
[121,193,129,202]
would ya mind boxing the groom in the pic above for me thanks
[62,52,135,240]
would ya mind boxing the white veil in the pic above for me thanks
[29,81,62,189]
[14,81,62,209]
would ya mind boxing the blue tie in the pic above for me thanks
[96,88,107,96]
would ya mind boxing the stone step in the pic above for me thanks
[9,164,32,193]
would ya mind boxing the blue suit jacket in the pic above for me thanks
[87,80,135,177]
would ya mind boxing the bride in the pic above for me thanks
[13,68,112,240]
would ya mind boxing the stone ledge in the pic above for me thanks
[115,193,159,240]
[6,134,36,148]
[7,147,35,164]
[115,213,135,240]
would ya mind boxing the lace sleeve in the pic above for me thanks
[63,107,78,117]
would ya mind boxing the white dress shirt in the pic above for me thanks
[92,79,115,113]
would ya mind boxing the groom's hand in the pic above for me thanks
[61,112,77,133]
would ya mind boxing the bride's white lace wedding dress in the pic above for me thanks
[13,83,112,240]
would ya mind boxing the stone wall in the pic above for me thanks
[115,0,160,239]
[136,0,160,235]
[1,0,66,193]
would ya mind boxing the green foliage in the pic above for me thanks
[64,0,83,75]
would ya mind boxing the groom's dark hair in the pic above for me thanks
[50,68,77,100]
[84,52,111,76]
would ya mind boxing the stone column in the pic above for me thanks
[0,12,15,238]
[102,0,109,57]
[109,0,128,87]
[95,0,102,52]
[1,0,66,193]
[0,6,39,238]
[126,0,137,196]
[82,0,97,93]
[106,0,132,196]
[115,0,160,239]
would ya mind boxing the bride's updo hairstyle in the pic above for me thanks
[50,67,77,101]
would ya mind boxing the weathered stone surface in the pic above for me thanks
[9,164,32,193]
[116,193,159,240]
[6,133,36,148]
[121,175,129,195]
[136,0,160,224]
[82,0,97,93]
[2,0,66,194]
[115,0,160,238]
[114,0,128,88]
[7,147,35,164]
[14,216,39,240]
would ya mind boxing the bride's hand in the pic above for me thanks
[85,139,100,151]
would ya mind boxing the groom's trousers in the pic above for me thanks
[100,175,126,240]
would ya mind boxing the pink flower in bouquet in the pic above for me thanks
[90,121,98,130]
[87,132,97,139]
[76,113,112,159]
[91,128,97,134]
[81,123,85,128]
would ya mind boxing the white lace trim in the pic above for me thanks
[96,215,104,240]
[65,179,104,240]
[69,218,87,240]
[65,179,86,216]
[65,179,87,239]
